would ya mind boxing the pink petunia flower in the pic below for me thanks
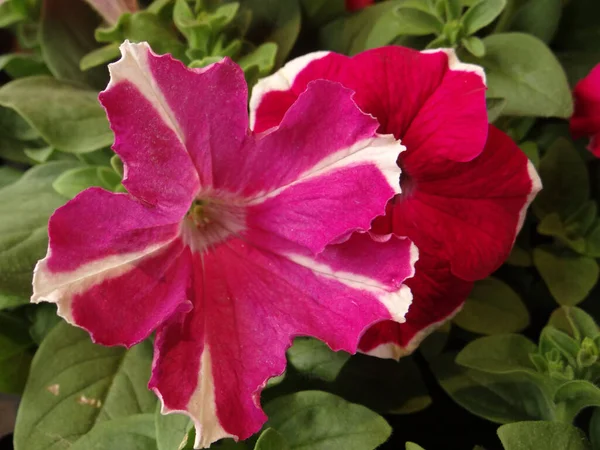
[31,42,417,447]
[84,0,138,25]
[250,46,542,359]
[345,0,374,12]
[571,63,600,157]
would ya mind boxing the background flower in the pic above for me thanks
[571,63,600,157]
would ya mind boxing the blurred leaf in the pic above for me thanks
[548,307,600,342]
[241,0,301,67]
[533,139,589,221]
[462,36,485,57]
[0,162,78,299]
[300,0,345,27]
[506,245,533,267]
[534,246,599,306]
[555,0,600,52]
[40,0,107,90]
[0,77,113,153]
[0,312,32,394]
[406,443,426,450]
[473,33,572,118]
[519,141,539,168]
[454,277,529,335]
[456,334,537,375]
[590,408,600,450]
[0,166,23,188]
[264,391,391,450]
[80,43,120,71]
[539,326,579,367]
[0,53,50,78]
[155,404,193,450]
[52,166,119,199]
[287,337,350,382]
[508,0,562,43]
[431,354,555,423]
[486,97,507,122]
[498,421,591,450]
[28,303,61,345]
[0,0,27,27]
[14,322,157,449]
[254,428,290,450]
[461,0,506,35]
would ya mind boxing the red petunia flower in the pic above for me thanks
[250,46,541,359]
[571,63,600,157]
[345,0,375,12]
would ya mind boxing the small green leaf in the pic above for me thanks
[0,77,113,153]
[473,33,573,118]
[537,213,587,254]
[461,0,507,35]
[255,428,290,450]
[14,322,157,449]
[0,53,50,78]
[287,337,350,382]
[548,307,600,342]
[80,43,120,71]
[533,246,599,306]
[454,277,530,335]
[406,443,426,450]
[498,421,591,450]
[486,97,507,122]
[533,139,589,221]
[443,0,462,20]
[456,334,537,375]
[462,36,485,57]
[539,326,580,367]
[519,141,539,168]
[264,391,391,450]
[238,42,278,76]
[554,380,600,423]
[155,405,193,450]
[28,304,61,345]
[53,166,118,199]
[0,0,26,27]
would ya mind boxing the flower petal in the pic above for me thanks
[359,253,472,359]
[32,188,188,346]
[386,125,541,281]
[250,47,488,162]
[571,63,600,157]
[150,233,415,446]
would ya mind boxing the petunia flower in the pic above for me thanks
[345,0,375,12]
[31,42,417,447]
[84,0,138,25]
[571,63,600,157]
[250,46,542,359]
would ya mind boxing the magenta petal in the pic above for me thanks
[571,63,600,157]
[150,233,415,446]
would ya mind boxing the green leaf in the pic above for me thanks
[537,213,586,254]
[486,97,507,122]
[28,303,61,345]
[173,0,212,53]
[461,0,506,35]
[462,36,485,57]
[498,421,591,450]
[299,0,345,27]
[406,443,426,450]
[0,162,78,298]
[0,53,50,79]
[155,405,193,450]
[14,322,157,449]
[70,414,157,450]
[264,391,391,450]
[590,408,600,450]
[333,354,431,414]
[241,0,301,67]
[0,77,113,154]
[80,43,120,71]
[533,246,599,306]
[554,380,600,423]
[533,139,589,220]
[474,33,573,118]
[255,428,290,450]
[548,307,600,342]
[0,313,32,394]
[508,0,562,43]
[238,42,278,76]
[0,0,26,27]
[40,0,107,90]
[539,326,580,367]
[52,166,118,199]
[454,277,530,335]
[0,166,22,188]
[287,337,350,382]
[456,334,537,375]
[0,292,28,310]
[519,141,539,168]
[431,354,555,423]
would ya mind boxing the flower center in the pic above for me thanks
[181,195,246,253]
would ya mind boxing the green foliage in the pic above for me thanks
[498,421,591,450]
[155,405,193,450]
[52,166,121,198]
[254,428,290,450]
[264,391,391,450]
[0,311,32,394]
[14,322,157,450]
[286,337,350,382]
[454,277,530,335]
